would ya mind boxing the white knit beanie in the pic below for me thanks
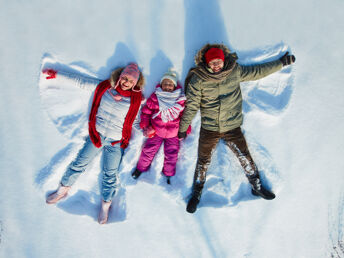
[160,68,178,86]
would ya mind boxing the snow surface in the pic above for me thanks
[1,0,343,257]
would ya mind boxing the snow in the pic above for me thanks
[1,0,343,257]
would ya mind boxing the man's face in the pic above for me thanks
[208,59,224,73]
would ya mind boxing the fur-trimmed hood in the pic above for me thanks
[194,43,238,66]
[184,43,238,87]
[109,67,145,91]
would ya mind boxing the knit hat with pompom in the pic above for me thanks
[160,68,178,86]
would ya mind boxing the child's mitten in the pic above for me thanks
[143,126,156,138]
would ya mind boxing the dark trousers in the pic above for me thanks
[193,127,258,192]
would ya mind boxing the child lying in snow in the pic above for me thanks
[132,69,190,184]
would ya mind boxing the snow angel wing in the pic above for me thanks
[39,54,102,141]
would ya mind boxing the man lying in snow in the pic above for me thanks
[178,43,295,213]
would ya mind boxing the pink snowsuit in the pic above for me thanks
[137,83,186,177]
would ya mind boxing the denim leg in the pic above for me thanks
[101,144,124,202]
[61,136,101,186]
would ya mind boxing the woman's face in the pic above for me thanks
[161,79,175,92]
[119,75,136,90]
[208,59,224,73]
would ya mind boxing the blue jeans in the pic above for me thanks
[61,135,124,202]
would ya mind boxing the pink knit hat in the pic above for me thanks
[119,63,140,85]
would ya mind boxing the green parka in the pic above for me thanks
[179,44,283,133]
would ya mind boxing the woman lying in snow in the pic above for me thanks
[131,69,190,184]
[45,63,145,224]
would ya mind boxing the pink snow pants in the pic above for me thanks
[136,135,180,177]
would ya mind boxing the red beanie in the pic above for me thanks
[205,48,225,64]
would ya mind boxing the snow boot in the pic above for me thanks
[251,187,275,200]
[131,168,142,179]
[166,176,171,185]
[186,184,203,213]
[46,184,71,204]
[98,200,112,224]
[248,175,275,200]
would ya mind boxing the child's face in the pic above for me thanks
[161,79,175,92]
[119,75,136,91]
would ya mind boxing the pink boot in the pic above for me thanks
[98,200,112,224]
[46,184,71,204]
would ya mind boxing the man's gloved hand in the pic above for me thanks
[280,52,296,66]
[178,131,187,140]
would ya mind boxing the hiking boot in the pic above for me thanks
[252,186,275,200]
[186,184,203,213]
[186,194,201,213]
[248,174,275,200]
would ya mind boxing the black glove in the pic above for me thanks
[280,52,296,66]
[178,131,187,139]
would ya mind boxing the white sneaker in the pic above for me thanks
[46,185,71,204]
[98,200,112,224]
